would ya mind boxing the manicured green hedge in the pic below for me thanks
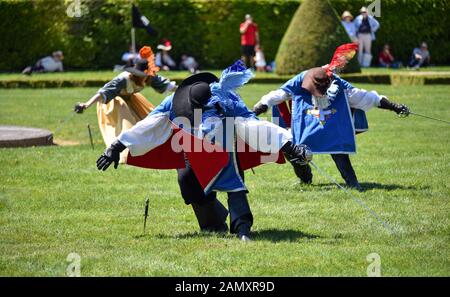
[275,0,361,75]
[2,73,450,88]
[0,0,299,71]
[0,0,449,71]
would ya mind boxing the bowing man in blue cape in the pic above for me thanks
[253,43,410,191]
[95,60,312,241]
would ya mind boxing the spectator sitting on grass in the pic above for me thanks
[22,51,64,75]
[121,45,139,67]
[409,42,431,70]
[378,44,402,68]
[155,40,176,71]
[114,45,140,72]
[179,54,199,74]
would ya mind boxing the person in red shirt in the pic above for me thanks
[378,44,402,68]
[240,14,259,68]
[378,44,394,67]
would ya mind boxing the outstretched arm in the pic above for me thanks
[378,97,410,116]
[148,74,177,94]
[252,89,291,115]
[74,93,102,113]
[75,76,127,113]
[347,87,409,115]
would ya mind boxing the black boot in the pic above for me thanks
[236,222,251,242]
[227,191,253,241]
[331,154,363,191]
[191,198,229,233]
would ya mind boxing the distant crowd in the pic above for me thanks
[22,10,432,75]
[341,6,431,69]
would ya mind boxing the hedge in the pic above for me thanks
[275,0,360,75]
[2,73,450,88]
[0,0,449,71]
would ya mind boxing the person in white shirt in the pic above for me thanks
[254,45,267,72]
[22,51,64,75]
[354,7,380,67]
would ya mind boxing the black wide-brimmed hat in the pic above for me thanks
[172,72,219,125]
[125,58,149,77]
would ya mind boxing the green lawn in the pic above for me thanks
[0,83,449,276]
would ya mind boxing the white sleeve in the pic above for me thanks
[118,113,173,156]
[235,117,292,153]
[347,88,382,111]
[259,89,291,107]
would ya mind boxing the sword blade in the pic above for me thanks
[87,124,94,150]
[143,197,150,233]
[310,161,396,235]
[49,111,76,140]
[410,112,450,125]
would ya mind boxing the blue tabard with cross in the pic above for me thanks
[279,71,357,154]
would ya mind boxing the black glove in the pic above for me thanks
[379,97,410,117]
[74,103,86,114]
[281,141,313,165]
[252,103,268,116]
[96,140,126,171]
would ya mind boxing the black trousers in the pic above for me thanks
[285,153,359,186]
[176,165,253,233]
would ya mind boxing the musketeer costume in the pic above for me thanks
[96,61,311,240]
[253,43,409,190]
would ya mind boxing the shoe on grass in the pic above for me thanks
[236,223,251,241]
[239,234,251,242]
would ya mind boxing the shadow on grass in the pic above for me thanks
[359,182,428,191]
[252,229,320,242]
[134,231,228,240]
[293,182,427,192]
[135,228,320,242]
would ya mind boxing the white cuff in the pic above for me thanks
[165,81,177,93]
